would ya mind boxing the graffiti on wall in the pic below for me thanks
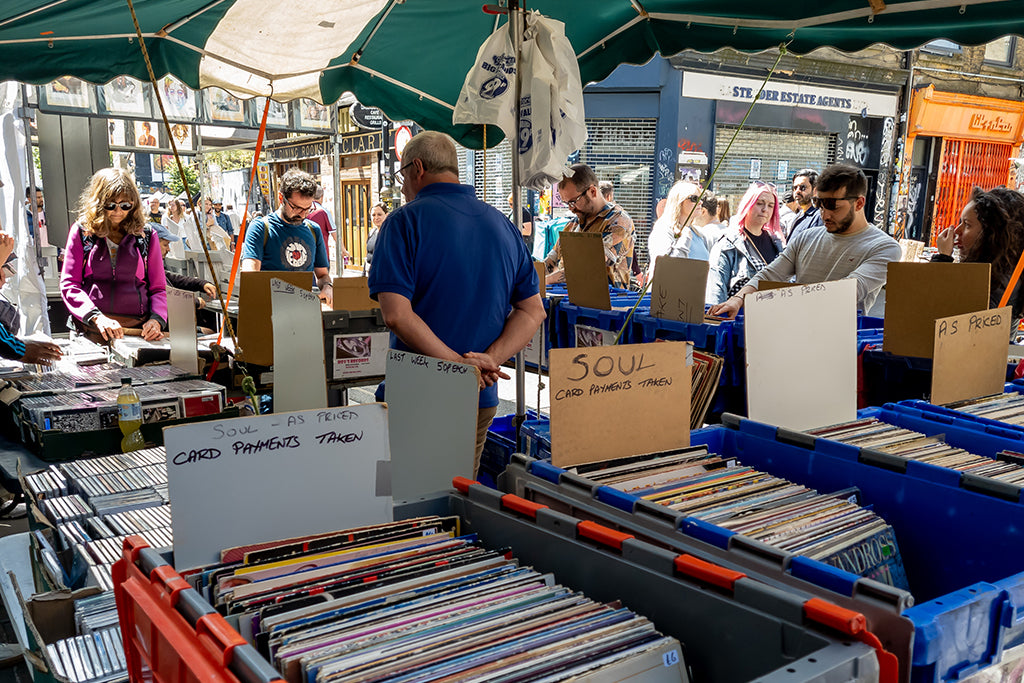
[874,117,895,225]
[657,148,675,197]
[843,117,871,167]
[905,174,923,238]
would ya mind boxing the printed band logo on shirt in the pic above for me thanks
[283,240,310,269]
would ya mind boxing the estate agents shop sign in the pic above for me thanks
[683,72,898,118]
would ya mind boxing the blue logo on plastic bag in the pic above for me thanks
[519,118,533,153]
[479,74,508,100]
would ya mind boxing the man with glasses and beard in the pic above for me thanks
[543,164,635,288]
[710,164,901,318]
[787,168,825,242]
[241,168,333,306]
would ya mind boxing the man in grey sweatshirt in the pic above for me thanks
[710,164,902,317]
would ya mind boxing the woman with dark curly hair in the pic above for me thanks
[932,186,1024,324]
[60,168,167,342]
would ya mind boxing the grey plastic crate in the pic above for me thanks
[396,486,887,683]
[498,453,915,680]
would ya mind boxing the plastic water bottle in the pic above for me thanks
[118,378,145,452]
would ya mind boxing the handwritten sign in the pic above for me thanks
[931,307,1011,405]
[884,262,990,359]
[550,342,690,467]
[271,278,327,412]
[164,403,391,569]
[560,231,611,310]
[745,279,857,430]
[385,350,480,500]
[651,256,709,325]
[167,287,198,374]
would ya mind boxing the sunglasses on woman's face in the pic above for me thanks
[104,202,134,212]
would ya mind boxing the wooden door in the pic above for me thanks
[339,180,371,268]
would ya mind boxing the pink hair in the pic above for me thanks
[735,182,781,237]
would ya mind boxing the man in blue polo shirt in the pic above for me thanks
[369,131,545,471]
[241,168,333,306]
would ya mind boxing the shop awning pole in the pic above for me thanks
[510,0,526,447]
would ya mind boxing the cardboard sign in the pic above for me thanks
[745,279,857,431]
[166,287,198,374]
[333,276,378,311]
[164,404,392,569]
[560,231,611,310]
[651,256,709,324]
[237,270,316,366]
[884,263,990,359]
[271,278,327,412]
[758,281,799,291]
[385,350,480,500]
[549,342,690,467]
[535,262,547,297]
[931,307,1011,405]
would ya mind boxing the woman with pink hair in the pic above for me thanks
[706,182,784,305]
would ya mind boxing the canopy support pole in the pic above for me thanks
[510,0,527,448]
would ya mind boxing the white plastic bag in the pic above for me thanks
[453,23,517,138]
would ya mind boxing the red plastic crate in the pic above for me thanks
[112,536,283,683]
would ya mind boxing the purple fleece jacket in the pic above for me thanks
[60,223,168,328]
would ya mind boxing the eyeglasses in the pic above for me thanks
[283,196,313,215]
[686,195,700,204]
[103,202,134,212]
[392,161,416,186]
[811,196,855,211]
[562,185,593,208]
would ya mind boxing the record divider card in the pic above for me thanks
[744,279,857,431]
[549,342,691,468]
[560,231,611,310]
[650,256,709,325]
[164,403,392,570]
[167,286,198,375]
[270,277,328,413]
[931,306,1011,405]
[384,350,479,501]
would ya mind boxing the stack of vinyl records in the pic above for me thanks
[185,517,689,683]
[807,418,1024,486]
[690,350,723,429]
[942,392,1024,426]
[567,447,910,590]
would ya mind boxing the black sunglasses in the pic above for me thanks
[103,201,134,211]
[811,196,855,211]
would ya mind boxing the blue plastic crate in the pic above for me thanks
[553,295,649,349]
[478,411,540,488]
[692,419,1024,683]
[521,417,551,460]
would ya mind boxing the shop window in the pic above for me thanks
[921,39,962,56]
[983,36,1016,66]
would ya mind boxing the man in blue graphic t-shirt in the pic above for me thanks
[241,168,332,306]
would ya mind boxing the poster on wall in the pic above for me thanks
[107,119,126,147]
[133,120,159,148]
[297,99,332,131]
[253,97,291,128]
[158,75,198,121]
[207,88,245,123]
[39,76,95,113]
[99,76,149,117]
[168,123,193,151]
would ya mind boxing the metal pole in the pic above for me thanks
[510,0,527,448]
[331,107,343,276]
[20,85,44,276]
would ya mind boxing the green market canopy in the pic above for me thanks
[2,0,1024,147]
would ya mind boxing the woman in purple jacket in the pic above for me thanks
[60,168,167,341]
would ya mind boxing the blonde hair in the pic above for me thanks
[76,168,145,238]
[664,181,701,237]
